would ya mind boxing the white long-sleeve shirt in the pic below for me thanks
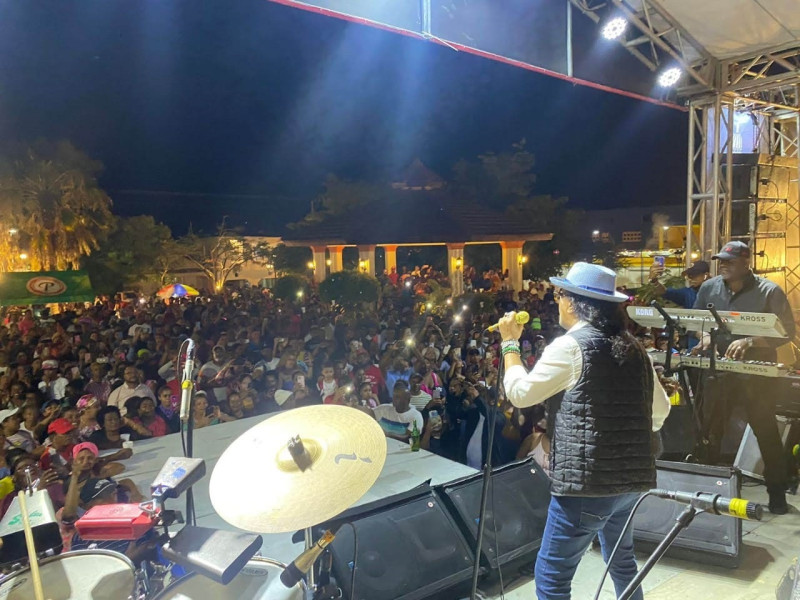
[503,322,671,431]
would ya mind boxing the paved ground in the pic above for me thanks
[484,485,798,600]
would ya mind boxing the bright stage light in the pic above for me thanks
[658,67,681,88]
[601,17,627,40]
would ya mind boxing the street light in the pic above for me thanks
[454,257,463,270]
[307,261,315,270]
[18,253,27,260]
[518,255,529,266]
[325,259,332,266]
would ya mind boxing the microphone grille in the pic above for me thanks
[746,502,764,521]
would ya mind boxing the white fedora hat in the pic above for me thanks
[549,262,629,303]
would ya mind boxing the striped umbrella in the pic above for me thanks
[156,283,200,298]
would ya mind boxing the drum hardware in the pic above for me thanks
[0,550,137,600]
[152,556,307,600]
[209,405,387,595]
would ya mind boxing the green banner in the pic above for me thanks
[0,271,96,306]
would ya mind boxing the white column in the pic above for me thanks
[501,241,525,292]
[447,243,465,296]
[311,246,327,283]
[357,245,376,275]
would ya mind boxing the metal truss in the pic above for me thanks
[569,0,714,91]
[571,0,800,325]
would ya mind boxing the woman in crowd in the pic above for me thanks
[134,396,170,437]
[76,394,102,441]
[89,405,150,450]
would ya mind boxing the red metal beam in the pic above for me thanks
[269,0,687,112]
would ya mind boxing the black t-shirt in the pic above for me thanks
[88,427,137,450]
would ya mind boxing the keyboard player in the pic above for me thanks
[692,241,795,514]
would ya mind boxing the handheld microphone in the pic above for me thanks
[179,339,196,423]
[650,489,763,520]
[280,530,335,588]
[486,311,530,333]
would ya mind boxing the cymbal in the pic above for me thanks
[209,404,387,533]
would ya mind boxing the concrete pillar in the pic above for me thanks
[310,246,327,283]
[500,241,525,291]
[383,245,398,274]
[357,245,376,275]
[446,243,465,296]
[327,245,344,273]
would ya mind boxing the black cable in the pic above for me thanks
[592,491,653,600]
[491,352,507,599]
[469,335,509,599]
[343,521,358,600]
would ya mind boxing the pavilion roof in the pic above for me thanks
[281,192,552,246]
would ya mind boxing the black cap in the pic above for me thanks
[682,260,710,277]
[78,478,116,504]
[712,241,751,260]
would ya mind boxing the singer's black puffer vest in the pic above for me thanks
[548,325,656,496]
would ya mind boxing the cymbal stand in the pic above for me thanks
[305,526,316,591]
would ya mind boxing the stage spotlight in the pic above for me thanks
[658,67,682,87]
[601,17,627,40]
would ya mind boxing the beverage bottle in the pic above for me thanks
[410,420,421,452]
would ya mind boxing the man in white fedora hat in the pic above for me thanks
[498,262,671,600]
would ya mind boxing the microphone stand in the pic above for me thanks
[619,504,699,600]
[705,303,730,377]
[649,301,682,375]
[469,361,504,599]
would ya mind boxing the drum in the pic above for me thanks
[0,550,136,600]
[155,557,307,600]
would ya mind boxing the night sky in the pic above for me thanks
[0,1,688,235]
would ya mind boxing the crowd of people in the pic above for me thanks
[0,262,695,564]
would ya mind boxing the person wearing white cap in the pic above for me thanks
[38,360,68,401]
[1,407,43,457]
[497,262,671,600]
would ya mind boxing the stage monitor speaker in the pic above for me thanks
[734,416,796,480]
[633,460,742,568]
[325,485,475,600]
[435,457,551,570]
[659,404,696,460]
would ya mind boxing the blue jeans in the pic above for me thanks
[535,493,643,600]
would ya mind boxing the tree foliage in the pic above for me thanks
[271,244,312,275]
[272,274,310,302]
[292,174,385,228]
[0,140,114,271]
[509,196,586,279]
[83,216,174,294]
[319,271,381,307]
[451,139,536,211]
[177,219,271,292]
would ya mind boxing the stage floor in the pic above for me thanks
[121,416,800,600]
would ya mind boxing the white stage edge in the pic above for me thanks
[121,415,477,564]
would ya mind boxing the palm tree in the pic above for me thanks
[0,141,114,271]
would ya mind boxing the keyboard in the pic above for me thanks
[628,306,789,338]
[649,351,790,378]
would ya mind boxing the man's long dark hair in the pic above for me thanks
[565,293,639,363]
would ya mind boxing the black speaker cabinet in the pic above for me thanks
[436,457,551,570]
[633,460,742,568]
[325,485,475,600]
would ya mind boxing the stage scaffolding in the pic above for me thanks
[572,0,800,318]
